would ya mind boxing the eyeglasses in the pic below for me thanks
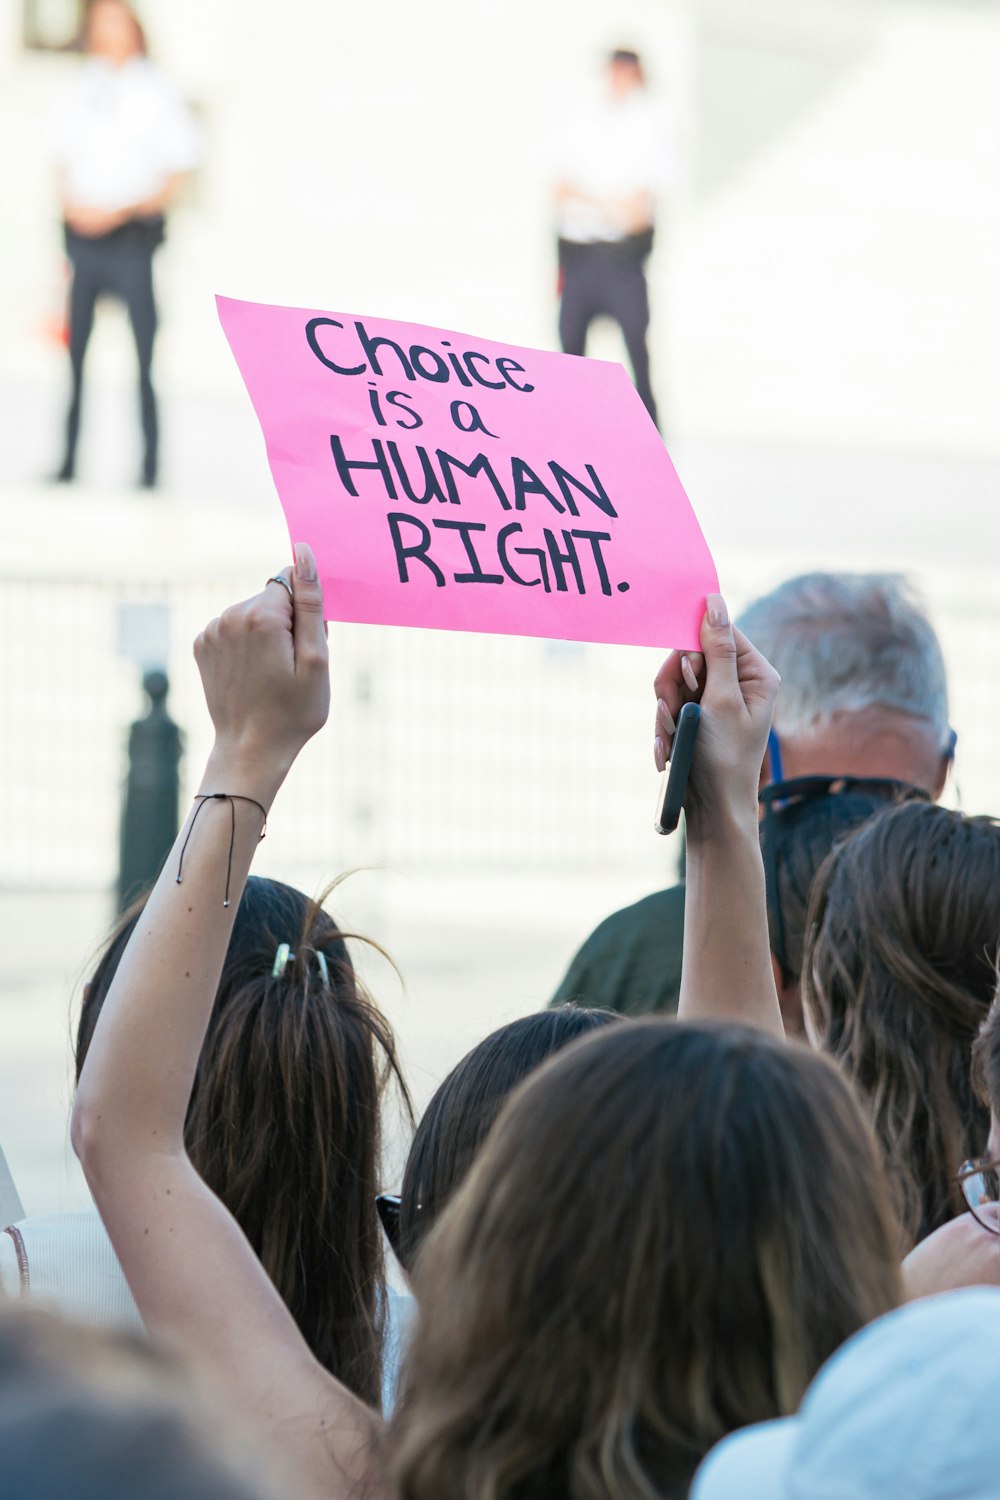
[758,774,929,988]
[957,1157,1000,1233]
[376,1192,402,1256]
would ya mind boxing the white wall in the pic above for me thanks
[3,0,997,450]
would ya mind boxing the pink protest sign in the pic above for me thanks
[217,295,717,648]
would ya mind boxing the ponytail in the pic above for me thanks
[78,875,412,1406]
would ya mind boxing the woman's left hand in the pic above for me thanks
[652,593,779,832]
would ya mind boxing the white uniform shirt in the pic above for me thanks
[554,88,675,244]
[50,57,201,212]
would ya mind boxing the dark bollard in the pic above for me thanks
[117,669,183,913]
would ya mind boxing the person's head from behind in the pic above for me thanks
[390,1021,901,1500]
[85,0,146,63]
[608,47,644,97]
[76,874,410,1407]
[759,777,927,1035]
[0,1306,276,1500]
[691,1289,1000,1500]
[804,803,1000,1246]
[738,572,952,797]
[395,1005,620,1271]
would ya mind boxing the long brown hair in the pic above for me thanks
[76,875,412,1409]
[397,1006,621,1269]
[389,1021,901,1500]
[973,987,1000,1118]
[803,802,1000,1247]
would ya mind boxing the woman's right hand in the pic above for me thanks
[652,593,780,834]
[195,542,330,798]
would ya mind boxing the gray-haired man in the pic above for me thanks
[551,572,955,1022]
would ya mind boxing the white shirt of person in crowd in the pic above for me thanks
[552,81,676,245]
[49,55,201,214]
[0,1204,413,1415]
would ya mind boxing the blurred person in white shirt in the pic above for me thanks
[49,0,200,488]
[553,49,675,428]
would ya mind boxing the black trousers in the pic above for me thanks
[61,218,163,481]
[558,235,658,429]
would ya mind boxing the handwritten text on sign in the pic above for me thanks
[216,296,717,648]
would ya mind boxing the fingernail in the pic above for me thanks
[681,655,698,692]
[294,542,317,583]
[656,698,676,736]
[707,593,729,628]
[654,736,666,773]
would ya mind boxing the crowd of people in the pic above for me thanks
[10,3,1000,1495]
[2,546,1000,1499]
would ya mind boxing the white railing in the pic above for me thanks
[0,568,671,894]
[2,549,998,896]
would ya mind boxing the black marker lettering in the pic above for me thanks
[449,400,500,438]
[409,346,450,382]
[387,513,446,586]
[355,320,414,381]
[549,461,617,519]
[329,434,397,499]
[498,522,550,589]
[544,528,586,593]
[385,391,423,429]
[463,351,506,390]
[570,529,613,595]
[432,519,504,584]
[511,457,564,513]
[306,317,364,376]
[387,442,447,504]
[495,357,535,393]
[367,383,387,427]
[440,342,474,388]
[437,449,512,510]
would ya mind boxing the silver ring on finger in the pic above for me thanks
[266,575,293,601]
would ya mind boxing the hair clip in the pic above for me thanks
[271,944,330,984]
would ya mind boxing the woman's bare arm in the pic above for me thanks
[653,594,784,1038]
[72,549,388,1500]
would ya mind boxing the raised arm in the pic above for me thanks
[654,594,783,1037]
[72,548,387,1500]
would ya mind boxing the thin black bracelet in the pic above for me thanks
[175,793,268,908]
